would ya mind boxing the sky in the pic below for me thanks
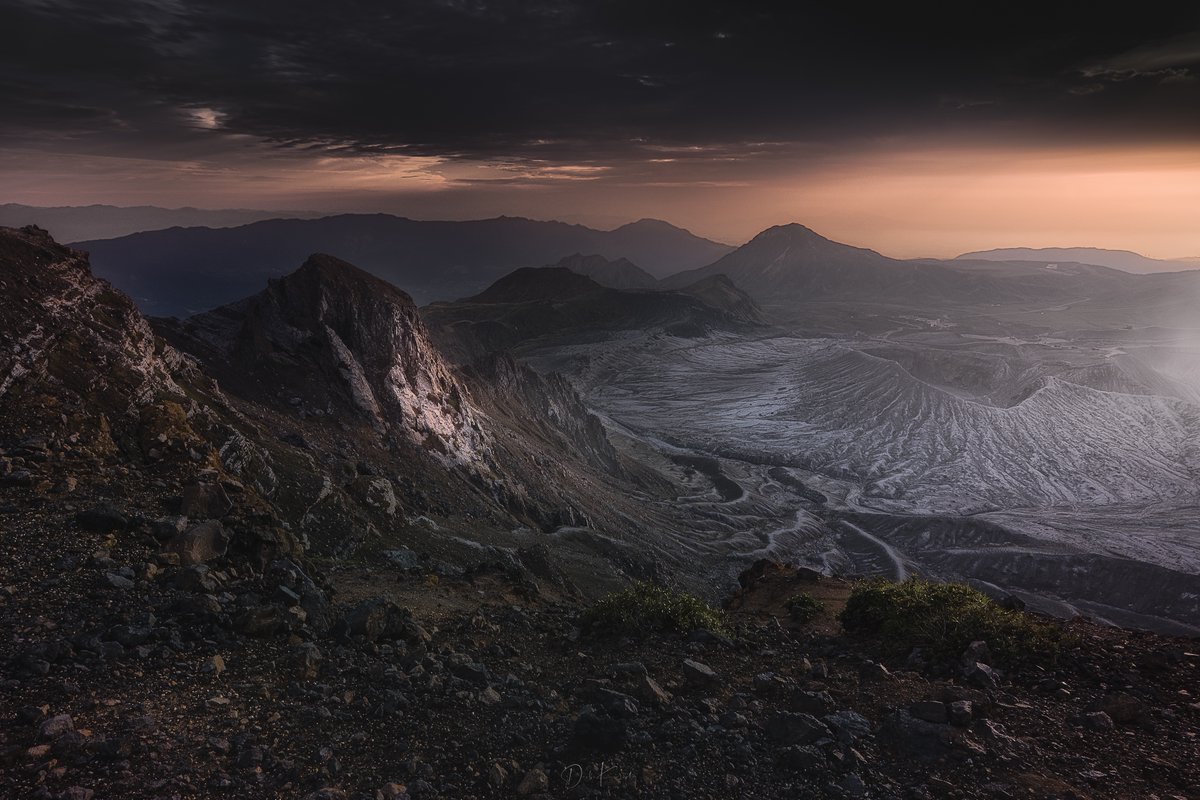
[3,1,1200,257]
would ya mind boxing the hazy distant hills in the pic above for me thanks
[74,214,732,316]
[957,246,1200,275]
[424,266,764,360]
[0,203,323,242]
[551,253,659,290]
[661,223,1137,309]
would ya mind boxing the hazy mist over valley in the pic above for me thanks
[3,3,1200,798]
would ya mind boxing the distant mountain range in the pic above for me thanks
[41,205,1200,322]
[662,223,1133,307]
[74,214,733,316]
[0,203,324,242]
[957,247,1200,275]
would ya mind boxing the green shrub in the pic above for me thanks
[785,592,824,625]
[839,578,1061,667]
[582,582,727,635]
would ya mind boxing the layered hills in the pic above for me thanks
[73,215,732,316]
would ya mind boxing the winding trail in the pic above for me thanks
[839,521,910,581]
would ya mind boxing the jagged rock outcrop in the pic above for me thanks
[0,225,188,428]
[163,253,493,467]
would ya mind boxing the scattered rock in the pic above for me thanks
[681,658,719,686]
[37,714,74,741]
[235,605,286,637]
[292,642,323,680]
[168,520,230,565]
[335,598,416,642]
[487,762,508,787]
[149,515,189,541]
[1091,692,1143,725]
[963,661,1000,689]
[103,572,135,590]
[766,711,829,746]
[76,504,127,532]
[910,700,949,724]
[516,767,549,795]
[1082,711,1115,732]
[824,710,872,743]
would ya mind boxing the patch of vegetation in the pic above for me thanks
[840,578,1062,667]
[582,582,727,636]
[785,592,824,625]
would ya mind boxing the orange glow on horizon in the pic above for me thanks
[4,140,1200,260]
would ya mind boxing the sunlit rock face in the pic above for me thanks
[174,253,493,467]
[0,225,187,416]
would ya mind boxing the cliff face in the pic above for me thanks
[176,253,493,467]
[0,225,187,423]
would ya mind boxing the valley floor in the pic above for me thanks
[520,314,1200,635]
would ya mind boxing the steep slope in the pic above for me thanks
[958,246,1200,275]
[74,214,731,316]
[553,253,659,290]
[0,225,187,417]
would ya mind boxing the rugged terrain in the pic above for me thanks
[2,223,1200,799]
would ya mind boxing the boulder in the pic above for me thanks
[911,700,949,724]
[76,504,127,533]
[766,712,829,746]
[37,714,74,741]
[334,598,417,643]
[681,658,719,686]
[168,520,230,566]
[517,768,549,795]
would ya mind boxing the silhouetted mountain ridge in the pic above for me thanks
[74,214,733,316]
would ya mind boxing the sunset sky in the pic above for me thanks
[3,2,1200,257]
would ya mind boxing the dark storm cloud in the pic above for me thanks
[2,1,1200,164]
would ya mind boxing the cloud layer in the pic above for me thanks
[2,1,1199,253]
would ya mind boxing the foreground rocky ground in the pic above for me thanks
[2,464,1198,800]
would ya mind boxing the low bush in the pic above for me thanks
[785,592,824,625]
[840,578,1061,666]
[581,582,727,635]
